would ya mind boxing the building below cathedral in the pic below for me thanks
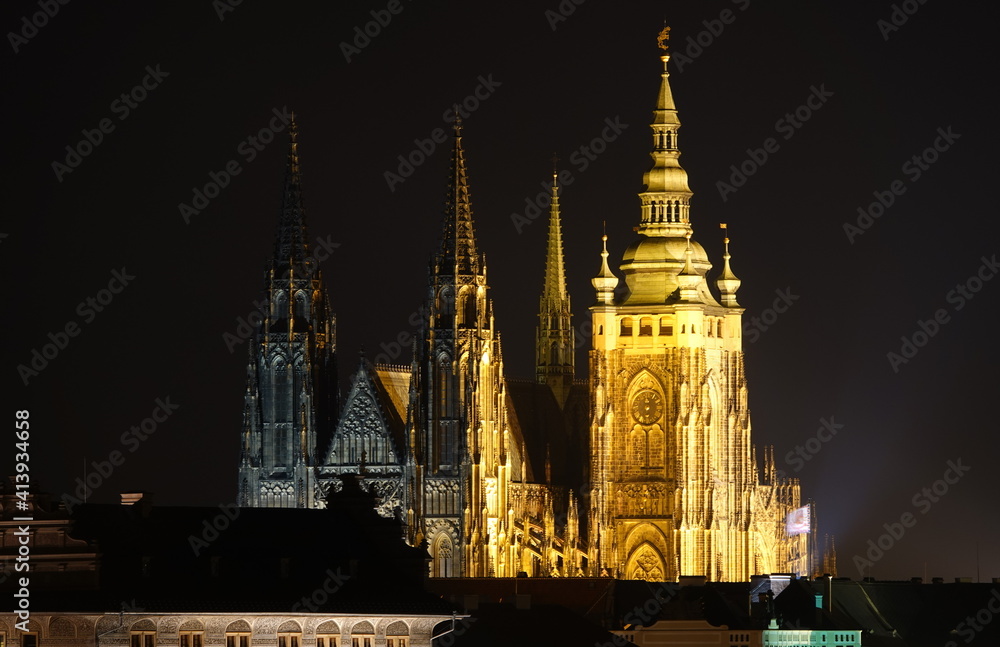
[237,29,825,582]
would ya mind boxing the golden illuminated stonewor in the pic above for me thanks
[586,43,809,581]
[238,30,821,582]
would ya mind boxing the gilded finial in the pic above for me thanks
[657,25,671,52]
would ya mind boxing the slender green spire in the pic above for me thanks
[537,170,574,405]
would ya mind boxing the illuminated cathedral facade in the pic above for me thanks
[237,32,816,582]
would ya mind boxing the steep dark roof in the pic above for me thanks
[44,478,453,615]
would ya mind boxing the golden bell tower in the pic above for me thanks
[588,27,804,582]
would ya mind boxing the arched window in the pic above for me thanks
[294,290,308,320]
[621,318,633,336]
[659,318,673,335]
[639,318,653,336]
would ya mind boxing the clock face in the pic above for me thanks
[631,390,662,425]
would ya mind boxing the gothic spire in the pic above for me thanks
[273,113,312,267]
[536,169,574,404]
[437,117,480,276]
[542,171,568,302]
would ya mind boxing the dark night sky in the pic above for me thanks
[4,1,998,582]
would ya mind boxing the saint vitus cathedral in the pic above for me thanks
[238,32,827,582]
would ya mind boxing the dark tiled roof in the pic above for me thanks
[15,478,455,615]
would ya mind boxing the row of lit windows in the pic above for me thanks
[0,630,415,647]
[113,632,410,647]
[615,317,726,338]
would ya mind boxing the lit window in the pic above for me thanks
[350,639,372,647]
[180,633,204,647]
[130,633,155,647]
[226,634,250,647]
[277,634,300,647]
[386,640,408,647]
[316,636,338,647]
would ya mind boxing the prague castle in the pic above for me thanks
[237,30,817,582]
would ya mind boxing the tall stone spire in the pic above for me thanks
[274,115,310,266]
[238,118,337,509]
[536,170,574,406]
[437,117,480,276]
[406,122,518,578]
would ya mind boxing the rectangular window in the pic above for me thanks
[316,636,338,647]
[277,635,300,647]
[130,633,155,647]
[20,635,37,647]
[180,633,204,647]
[226,634,250,647]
